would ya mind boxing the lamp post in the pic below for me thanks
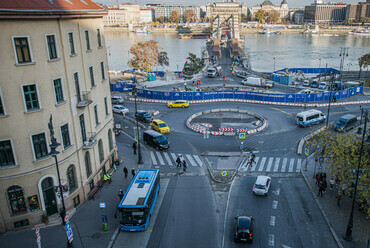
[326,74,335,127]
[343,110,368,241]
[48,115,73,248]
[273,57,276,72]
[132,77,143,164]
[339,47,349,85]
[318,58,322,80]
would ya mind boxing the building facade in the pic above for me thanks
[248,0,289,22]
[152,5,201,22]
[0,0,117,232]
[346,0,370,22]
[304,1,347,24]
[103,5,153,26]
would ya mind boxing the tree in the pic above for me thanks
[184,9,196,23]
[359,17,370,25]
[128,40,164,72]
[308,127,370,217]
[158,51,169,71]
[358,53,370,80]
[241,13,248,23]
[170,11,180,23]
[184,53,205,75]
[267,10,280,24]
[254,10,266,23]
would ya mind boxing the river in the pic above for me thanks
[104,30,370,73]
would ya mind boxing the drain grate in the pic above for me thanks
[92,233,101,239]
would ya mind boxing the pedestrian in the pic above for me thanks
[336,192,342,207]
[223,82,226,87]
[251,152,256,164]
[132,141,137,155]
[318,181,324,197]
[333,95,336,102]
[131,168,136,177]
[323,178,327,193]
[220,69,222,74]
[182,158,187,172]
[329,178,335,190]
[104,173,112,184]
[118,189,124,200]
[123,166,128,179]
[192,81,195,87]
[246,156,251,167]
[315,173,321,185]
[223,75,225,81]
[176,155,182,168]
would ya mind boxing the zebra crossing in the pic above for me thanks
[149,151,204,167]
[241,156,302,173]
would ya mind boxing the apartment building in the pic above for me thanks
[346,0,370,22]
[304,1,347,23]
[0,0,117,231]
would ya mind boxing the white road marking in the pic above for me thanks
[266,157,274,172]
[156,151,165,165]
[269,234,275,246]
[185,154,197,167]
[296,158,302,172]
[250,157,259,171]
[281,158,287,172]
[163,152,172,166]
[273,188,280,196]
[193,155,203,167]
[289,158,295,172]
[270,216,276,226]
[258,157,267,171]
[272,200,278,209]
[170,153,177,163]
[150,151,157,165]
[273,158,280,172]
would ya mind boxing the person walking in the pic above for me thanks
[176,155,182,168]
[123,166,128,179]
[182,158,187,172]
[336,192,342,207]
[104,173,112,184]
[131,168,136,177]
[246,156,251,167]
[318,181,324,197]
[251,152,256,164]
[118,189,124,200]
[132,141,137,155]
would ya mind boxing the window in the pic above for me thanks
[53,78,64,104]
[94,105,99,125]
[8,186,26,214]
[0,92,4,115]
[98,139,104,163]
[0,140,15,167]
[89,66,95,87]
[61,124,71,149]
[85,151,92,177]
[46,34,58,60]
[67,165,77,193]
[32,133,48,160]
[14,37,32,64]
[23,84,39,111]
[74,72,81,102]
[108,129,113,151]
[85,30,91,51]
[79,114,87,142]
[97,29,102,47]
[100,61,106,80]
[104,97,108,116]
[73,195,80,208]
[68,32,76,55]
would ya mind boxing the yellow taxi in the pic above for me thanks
[150,119,170,134]
[167,100,189,108]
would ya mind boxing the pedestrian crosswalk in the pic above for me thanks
[149,151,204,167]
[241,156,302,173]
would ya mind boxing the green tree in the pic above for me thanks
[359,17,370,25]
[308,127,370,217]
[359,53,370,70]
[267,10,280,23]
[184,53,205,75]
[241,13,248,23]
[254,10,266,23]
[128,40,163,72]
[170,11,180,23]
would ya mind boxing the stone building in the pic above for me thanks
[248,0,289,22]
[0,0,117,231]
[346,0,370,22]
[151,4,201,22]
[304,1,347,24]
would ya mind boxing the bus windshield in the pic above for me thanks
[121,209,147,225]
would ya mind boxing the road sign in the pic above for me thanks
[65,221,74,242]
[64,214,70,223]
[221,171,227,176]
[305,148,309,156]
[240,145,244,150]
[239,133,246,139]
[35,226,40,235]
[36,235,41,244]
[99,202,106,209]
[101,214,108,223]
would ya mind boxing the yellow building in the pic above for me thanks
[249,0,289,22]
[0,0,117,231]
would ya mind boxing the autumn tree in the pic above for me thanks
[170,11,180,23]
[359,17,370,25]
[308,127,370,217]
[241,13,248,23]
[254,10,266,23]
[158,51,169,71]
[267,10,280,24]
[184,9,196,23]
[128,40,167,72]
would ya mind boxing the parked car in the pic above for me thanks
[302,80,310,87]
[150,119,170,134]
[234,215,254,243]
[298,89,312,94]
[111,96,124,104]
[310,80,318,88]
[135,111,153,123]
[318,82,327,89]
[334,114,357,132]
[112,105,129,115]
[253,175,271,196]
[167,100,189,108]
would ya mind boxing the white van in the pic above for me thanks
[296,109,326,127]
[253,176,271,196]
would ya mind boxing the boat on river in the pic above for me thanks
[349,29,370,36]
[258,29,282,35]
[134,26,150,34]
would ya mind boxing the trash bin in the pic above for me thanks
[102,222,107,231]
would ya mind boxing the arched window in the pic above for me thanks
[67,165,77,193]
[108,129,113,151]
[85,152,92,177]
[98,139,104,163]
[7,186,26,214]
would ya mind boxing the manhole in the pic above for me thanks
[92,233,101,239]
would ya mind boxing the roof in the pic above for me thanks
[262,1,273,6]
[0,0,105,18]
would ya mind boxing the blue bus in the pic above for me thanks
[296,109,326,127]
[118,169,160,231]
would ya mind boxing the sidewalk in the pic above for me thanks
[301,156,369,248]
[0,128,151,248]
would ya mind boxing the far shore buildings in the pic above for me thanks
[103,4,154,26]
[0,0,116,231]
[248,0,290,22]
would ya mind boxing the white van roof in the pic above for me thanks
[297,109,323,117]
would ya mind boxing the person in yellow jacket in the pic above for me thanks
[104,173,111,184]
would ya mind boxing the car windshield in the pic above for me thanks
[119,107,126,110]
[157,136,166,142]
[255,184,265,189]
[297,116,303,121]
[238,218,251,230]
[336,119,346,127]
[159,123,167,127]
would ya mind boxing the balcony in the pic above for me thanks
[82,132,97,149]
[76,91,93,108]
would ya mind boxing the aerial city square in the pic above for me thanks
[0,0,369,247]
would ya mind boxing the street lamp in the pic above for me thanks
[273,57,276,72]
[343,110,368,241]
[326,74,335,127]
[132,77,143,164]
[48,115,73,248]
[339,47,349,85]
[318,58,322,80]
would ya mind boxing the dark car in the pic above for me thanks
[234,216,254,243]
[135,111,153,123]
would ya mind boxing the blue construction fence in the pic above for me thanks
[110,81,133,92]
[267,68,341,83]
[136,87,363,102]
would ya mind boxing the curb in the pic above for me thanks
[207,168,238,184]
[300,161,344,248]
[122,115,146,129]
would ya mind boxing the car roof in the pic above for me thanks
[237,216,252,228]
[340,114,356,120]
[175,100,186,102]
[152,119,164,123]
[113,105,126,108]
[112,96,122,98]
[256,175,271,183]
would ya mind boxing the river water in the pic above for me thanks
[104,30,370,73]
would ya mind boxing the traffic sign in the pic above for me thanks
[35,226,40,235]
[305,148,309,156]
[65,221,74,242]
[99,202,106,209]
[239,133,246,139]
[64,214,70,223]
[221,171,227,176]
[240,145,244,150]
[36,235,41,244]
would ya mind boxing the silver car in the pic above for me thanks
[112,105,129,115]
[111,96,124,104]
